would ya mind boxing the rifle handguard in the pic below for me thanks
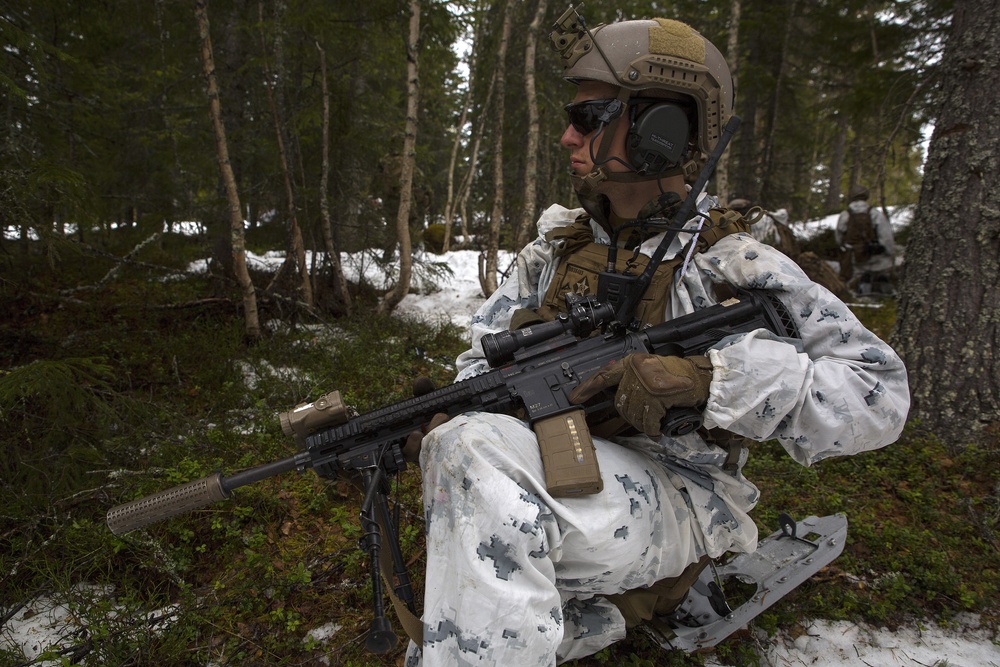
[107,473,229,535]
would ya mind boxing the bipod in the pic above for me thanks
[358,466,417,653]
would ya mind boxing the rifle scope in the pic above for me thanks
[481,299,616,367]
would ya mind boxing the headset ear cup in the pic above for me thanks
[627,104,691,174]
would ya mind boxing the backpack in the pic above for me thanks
[842,205,878,262]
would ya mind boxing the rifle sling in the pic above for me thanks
[376,514,425,644]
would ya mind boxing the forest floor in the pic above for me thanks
[1,217,997,666]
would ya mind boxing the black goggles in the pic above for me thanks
[563,98,625,135]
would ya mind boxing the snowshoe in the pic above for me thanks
[646,513,848,652]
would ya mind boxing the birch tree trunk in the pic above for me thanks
[378,0,421,314]
[316,40,352,314]
[480,0,513,297]
[195,0,259,339]
[515,0,547,252]
[442,85,472,254]
[442,2,485,253]
[893,0,1000,447]
[258,1,313,308]
[456,67,497,246]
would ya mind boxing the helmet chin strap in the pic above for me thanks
[570,163,689,198]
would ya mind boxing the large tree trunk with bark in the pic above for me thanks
[195,0,260,339]
[378,0,421,314]
[892,0,1000,447]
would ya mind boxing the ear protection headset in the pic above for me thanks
[626,102,691,175]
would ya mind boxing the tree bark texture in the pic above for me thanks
[515,0,547,252]
[195,0,260,339]
[458,65,497,246]
[378,0,421,314]
[715,0,740,205]
[316,40,352,315]
[481,0,513,298]
[759,0,797,205]
[892,0,1000,446]
[732,40,760,201]
[824,113,849,212]
[442,1,485,253]
[443,85,472,253]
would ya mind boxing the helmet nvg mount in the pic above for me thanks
[550,6,734,184]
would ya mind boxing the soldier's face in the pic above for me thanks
[560,81,629,179]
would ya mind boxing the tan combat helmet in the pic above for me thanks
[551,7,733,179]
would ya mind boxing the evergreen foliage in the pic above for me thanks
[2,0,942,269]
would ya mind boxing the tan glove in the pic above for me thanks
[569,354,713,437]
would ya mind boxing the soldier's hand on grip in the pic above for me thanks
[570,354,713,437]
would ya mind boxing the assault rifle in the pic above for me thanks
[106,288,796,652]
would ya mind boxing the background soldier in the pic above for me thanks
[836,184,896,295]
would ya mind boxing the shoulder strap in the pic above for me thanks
[544,215,596,257]
[694,207,752,253]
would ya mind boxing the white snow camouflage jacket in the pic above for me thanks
[452,197,910,557]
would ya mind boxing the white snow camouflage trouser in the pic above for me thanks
[403,412,704,666]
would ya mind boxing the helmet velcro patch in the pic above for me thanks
[649,19,705,64]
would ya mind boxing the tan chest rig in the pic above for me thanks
[513,207,755,629]
[513,207,752,330]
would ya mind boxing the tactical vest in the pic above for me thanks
[519,208,752,447]
[511,208,752,331]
